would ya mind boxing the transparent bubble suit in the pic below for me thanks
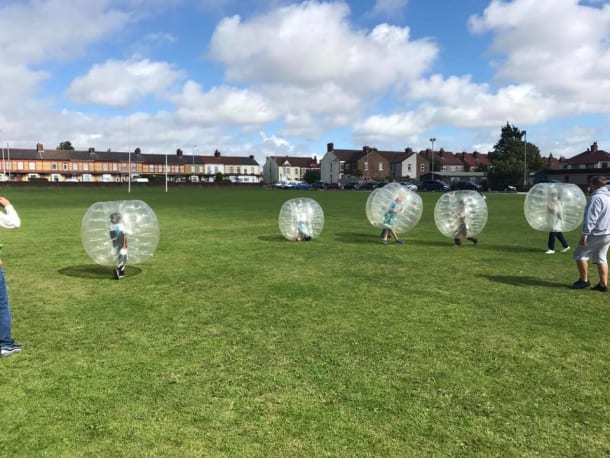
[524,183,586,232]
[434,190,488,238]
[81,200,160,266]
[278,198,325,241]
[365,182,423,233]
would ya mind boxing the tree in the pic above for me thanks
[303,169,320,184]
[488,122,543,190]
[57,141,74,150]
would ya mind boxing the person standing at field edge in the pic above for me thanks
[570,176,610,292]
[0,196,23,358]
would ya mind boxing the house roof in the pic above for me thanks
[563,142,610,165]
[270,156,318,168]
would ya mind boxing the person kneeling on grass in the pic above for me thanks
[570,176,610,292]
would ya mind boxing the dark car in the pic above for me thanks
[311,180,328,190]
[357,181,380,190]
[421,180,449,191]
[451,181,481,191]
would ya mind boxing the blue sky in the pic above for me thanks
[0,0,609,166]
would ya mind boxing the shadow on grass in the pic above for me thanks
[481,274,567,288]
[258,235,290,242]
[58,265,142,280]
[413,239,543,253]
[334,232,383,244]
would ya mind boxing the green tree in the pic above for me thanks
[57,141,74,150]
[214,172,224,183]
[488,122,543,190]
[303,169,321,184]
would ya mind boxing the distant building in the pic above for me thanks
[263,155,319,184]
[0,143,261,183]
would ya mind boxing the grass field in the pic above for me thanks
[0,185,608,457]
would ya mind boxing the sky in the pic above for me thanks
[0,0,609,166]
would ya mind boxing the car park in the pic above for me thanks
[399,182,418,191]
[451,181,481,191]
[421,180,449,191]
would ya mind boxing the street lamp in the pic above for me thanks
[522,131,527,188]
[429,137,436,177]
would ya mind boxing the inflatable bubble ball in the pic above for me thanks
[81,200,160,266]
[365,182,423,233]
[524,183,586,232]
[434,190,488,239]
[278,198,324,241]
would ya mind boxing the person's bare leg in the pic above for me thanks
[597,262,608,287]
[577,259,589,282]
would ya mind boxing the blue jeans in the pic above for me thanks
[0,266,14,347]
[548,232,568,251]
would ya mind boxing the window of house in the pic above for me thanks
[51,163,58,170]
[102,163,109,171]
[148,165,154,172]
[229,166,234,173]
[63,163,68,171]
[364,161,368,171]
[237,167,241,174]
[6,162,12,170]
[28,162,35,170]
[378,163,383,171]
[83,163,90,171]
[72,163,79,171]
[420,164,424,172]
[112,163,118,171]
[407,164,412,172]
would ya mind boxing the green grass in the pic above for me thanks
[0,186,608,457]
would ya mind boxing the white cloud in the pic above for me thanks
[0,0,130,65]
[208,1,437,92]
[172,81,277,125]
[369,0,408,19]
[469,0,610,110]
[66,58,185,107]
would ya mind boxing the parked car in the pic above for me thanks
[399,181,418,192]
[311,180,328,190]
[421,180,449,191]
[326,183,340,190]
[357,181,380,190]
[451,181,481,191]
[293,182,311,190]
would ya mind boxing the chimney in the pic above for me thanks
[134,147,141,155]
[591,142,598,152]
[327,142,334,152]
[249,154,254,160]
[36,142,44,152]
[176,148,183,156]
[88,147,95,153]
[214,149,221,157]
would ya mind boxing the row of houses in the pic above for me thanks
[0,143,260,183]
[1,141,608,188]
[265,142,610,189]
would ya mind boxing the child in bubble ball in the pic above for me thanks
[452,199,478,246]
[109,212,128,280]
[381,194,405,244]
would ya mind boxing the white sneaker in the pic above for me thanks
[561,246,570,252]
[545,249,555,254]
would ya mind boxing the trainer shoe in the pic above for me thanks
[113,268,120,280]
[591,283,608,292]
[545,249,555,254]
[382,240,388,245]
[569,279,590,289]
[1,343,23,358]
[561,246,571,253]
[396,239,405,244]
